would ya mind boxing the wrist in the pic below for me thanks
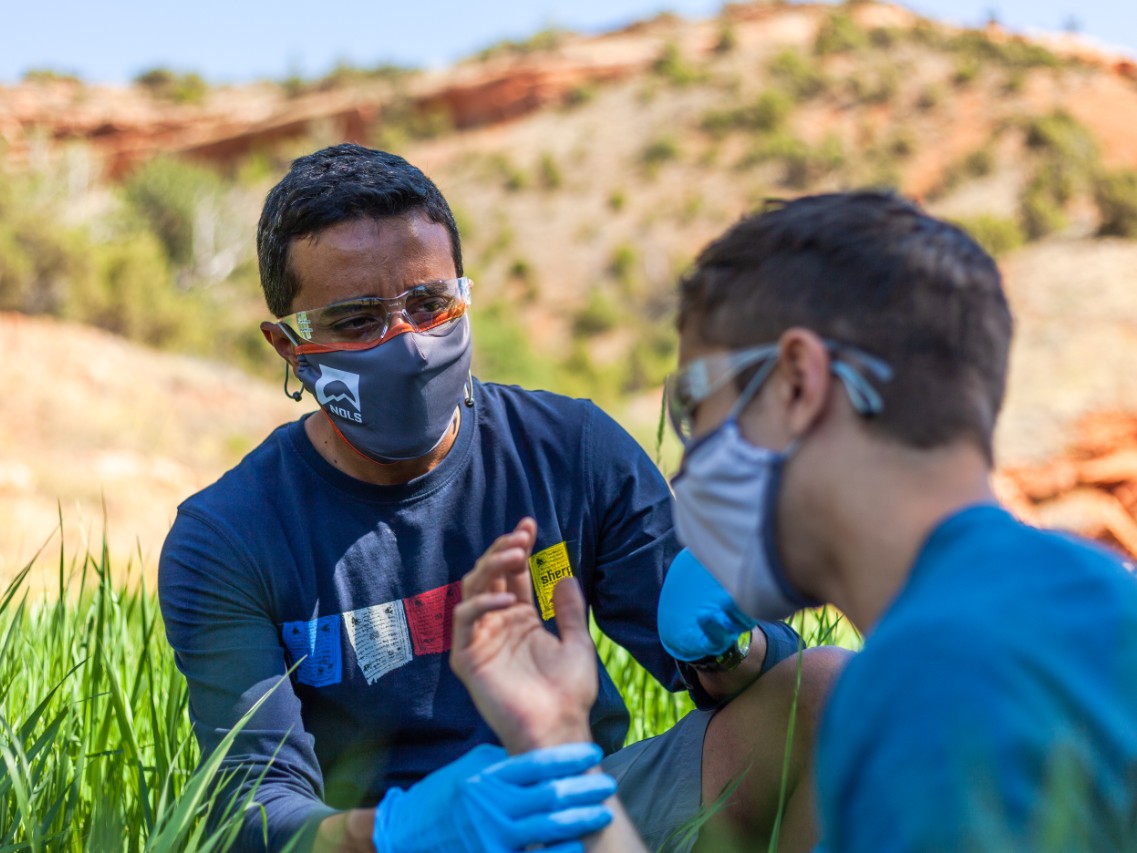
[316,808,379,853]
[509,717,594,753]
[688,630,752,673]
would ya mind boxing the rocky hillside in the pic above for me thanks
[4,1,1137,584]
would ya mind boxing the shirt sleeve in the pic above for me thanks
[583,403,687,693]
[158,508,336,853]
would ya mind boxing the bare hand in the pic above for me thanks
[450,518,599,754]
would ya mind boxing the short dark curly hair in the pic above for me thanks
[256,144,463,317]
[678,191,1014,464]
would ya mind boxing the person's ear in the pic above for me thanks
[261,321,299,369]
[776,329,833,439]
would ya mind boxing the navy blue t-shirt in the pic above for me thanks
[159,381,797,851]
[816,505,1137,851]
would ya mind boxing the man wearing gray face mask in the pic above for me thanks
[654,191,1137,849]
[157,143,851,853]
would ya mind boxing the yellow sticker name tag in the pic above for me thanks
[528,541,574,620]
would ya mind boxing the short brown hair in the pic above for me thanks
[678,191,1013,463]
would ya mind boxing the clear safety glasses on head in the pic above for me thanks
[278,277,472,350]
[664,339,894,445]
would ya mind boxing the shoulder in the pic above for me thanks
[160,421,300,586]
[176,420,299,518]
[473,381,645,458]
[475,381,599,431]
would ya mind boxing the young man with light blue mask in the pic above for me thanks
[655,191,1137,849]
[158,144,851,853]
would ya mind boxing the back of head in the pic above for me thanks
[678,191,1013,464]
[257,143,462,316]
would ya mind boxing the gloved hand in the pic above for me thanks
[372,742,616,853]
[658,548,757,662]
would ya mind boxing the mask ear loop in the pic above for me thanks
[283,362,303,402]
[830,355,892,416]
[276,322,306,402]
[727,356,780,421]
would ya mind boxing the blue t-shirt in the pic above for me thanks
[159,381,797,852]
[816,504,1137,851]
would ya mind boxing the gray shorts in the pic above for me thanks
[600,709,714,853]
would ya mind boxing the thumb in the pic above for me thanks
[551,578,590,648]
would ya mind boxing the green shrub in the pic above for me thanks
[538,152,563,190]
[314,60,414,91]
[624,323,678,392]
[947,30,1062,71]
[133,67,209,104]
[952,56,981,86]
[641,136,681,175]
[609,243,639,289]
[954,214,1025,257]
[868,26,900,48]
[1094,170,1137,238]
[120,156,226,269]
[915,83,944,112]
[767,49,827,101]
[22,67,82,84]
[508,258,539,302]
[963,145,996,178]
[714,22,738,54]
[573,289,621,336]
[1023,111,1099,169]
[1020,177,1068,239]
[471,300,557,390]
[474,28,567,61]
[742,133,843,189]
[847,65,900,104]
[562,84,596,108]
[652,42,705,86]
[814,12,868,56]
[701,90,793,138]
[607,189,627,212]
[482,154,529,192]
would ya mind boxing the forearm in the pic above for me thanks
[582,794,647,853]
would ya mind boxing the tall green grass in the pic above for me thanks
[0,531,861,851]
[0,535,294,852]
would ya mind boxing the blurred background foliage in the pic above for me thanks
[3,2,1137,417]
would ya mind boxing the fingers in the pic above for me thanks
[484,742,603,786]
[510,804,614,846]
[463,517,538,604]
[551,577,592,652]
[450,592,517,657]
[494,769,617,819]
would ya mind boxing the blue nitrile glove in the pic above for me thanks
[372,742,616,853]
[658,548,758,662]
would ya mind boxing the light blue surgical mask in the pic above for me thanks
[670,342,892,622]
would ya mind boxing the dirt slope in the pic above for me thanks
[2,312,316,590]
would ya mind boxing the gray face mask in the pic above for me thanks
[671,419,821,623]
[670,340,892,622]
[292,316,472,463]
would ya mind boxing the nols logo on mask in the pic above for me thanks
[293,316,473,463]
[314,367,363,423]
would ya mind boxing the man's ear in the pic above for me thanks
[777,329,833,438]
[261,321,299,368]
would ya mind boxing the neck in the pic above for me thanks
[305,407,462,485]
[797,441,997,634]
